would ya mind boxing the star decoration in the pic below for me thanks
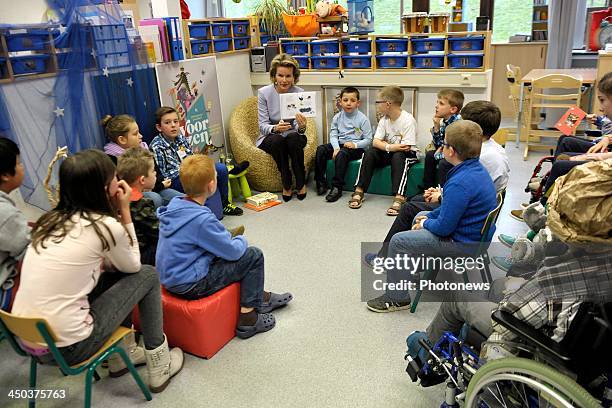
[144,101,147,107]
[90,49,97,59]
[53,107,65,117]
[102,67,109,77]
[126,77,134,87]
[58,25,68,35]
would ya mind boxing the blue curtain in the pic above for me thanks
[0,0,160,209]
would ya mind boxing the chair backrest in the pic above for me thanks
[480,190,505,241]
[530,74,582,105]
[0,309,58,345]
[229,96,259,144]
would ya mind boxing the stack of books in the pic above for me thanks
[245,192,281,211]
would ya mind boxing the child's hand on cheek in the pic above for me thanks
[114,180,132,209]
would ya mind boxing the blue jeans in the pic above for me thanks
[58,266,164,365]
[386,211,466,301]
[143,188,183,209]
[175,247,264,309]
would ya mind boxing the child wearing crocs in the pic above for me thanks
[156,154,292,339]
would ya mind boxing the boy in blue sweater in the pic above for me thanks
[315,87,373,202]
[367,120,497,313]
[156,155,293,339]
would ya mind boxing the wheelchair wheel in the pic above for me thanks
[465,357,600,408]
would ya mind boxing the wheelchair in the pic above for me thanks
[405,303,612,408]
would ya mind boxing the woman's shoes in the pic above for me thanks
[296,187,307,200]
[282,192,293,202]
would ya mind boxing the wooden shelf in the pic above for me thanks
[183,18,252,59]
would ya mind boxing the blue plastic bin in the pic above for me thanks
[348,0,374,34]
[6,30,49,52]
[342,55,372,69]
[92,24,126,40]
[233,37,250,50]
[188,24,210,39]
[447,53,484,68]
[232,21,250,37]
[213,38,232,52]
[283,41,308,55]
[294,55,309,69]
[53,24,92,49]
[57,51,96,70]
[448,36,485,51]
[410,54,444,69]
[260,35,272,45]
[376,55,408,68]
[375,38,408,53]
[97,52,130,68]
[212,22,231,37]
[311,55,340,69]
[343,39,371,53]
[191,39,212,54]
[10,54,50,75]
[95,38,128,54]
[411,37,445,53]
[311,40,339,54]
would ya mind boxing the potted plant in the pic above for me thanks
[254,0,287,38]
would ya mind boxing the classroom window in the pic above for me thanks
[492,0,532,43]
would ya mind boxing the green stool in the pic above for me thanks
[228,169,252,203]
[325,159,424,198]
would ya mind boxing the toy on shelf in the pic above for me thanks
[402,12,449,34]
[347,0,374,35]
[316,0,348,37]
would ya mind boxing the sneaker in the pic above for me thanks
[491,256,513,273]
[366,294,411,313]
[223,202,243,216]
[228,160,250,175]
[498,233,516,248]
[363,252,380,268]
[229,225,245,237]
[509,209,524,221]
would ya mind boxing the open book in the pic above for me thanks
[280,92,317,120]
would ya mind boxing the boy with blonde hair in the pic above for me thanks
[117,147,160,265]
[420,89,464,190]
[156,155,293,339]
[349,86,418,215]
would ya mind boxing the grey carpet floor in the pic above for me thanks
[0,140,546,408]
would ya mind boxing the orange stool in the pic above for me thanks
[134,283,240,359]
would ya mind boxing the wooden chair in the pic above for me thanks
[410,190,505,313]
[522,74,582,160]
[0,310,152,408]
[506,64,542,142]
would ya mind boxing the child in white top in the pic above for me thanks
[11,149,183,393]
[349,86,418,215]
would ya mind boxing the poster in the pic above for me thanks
[155,57,224,156]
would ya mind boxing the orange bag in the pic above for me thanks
[282,13,319,37]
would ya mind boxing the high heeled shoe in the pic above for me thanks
[282,193,293,202]
[297,190,307,200]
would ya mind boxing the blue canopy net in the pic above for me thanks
[0,0,160,210]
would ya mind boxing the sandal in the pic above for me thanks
[259,292,293,313]
[235,313,276,339]
[348,191,365,209]
[386,197,405,216]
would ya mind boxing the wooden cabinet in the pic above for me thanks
[490,42,548,118]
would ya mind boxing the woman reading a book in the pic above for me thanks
[256,53,308,202]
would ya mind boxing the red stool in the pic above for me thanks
[134,283,240,358]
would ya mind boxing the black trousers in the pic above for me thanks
[259,132,307,190]
[314,143,365,188]
[554,135,594,156]
[355,148,417,195]
[378,194,440,257]
[422,150,453,188]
